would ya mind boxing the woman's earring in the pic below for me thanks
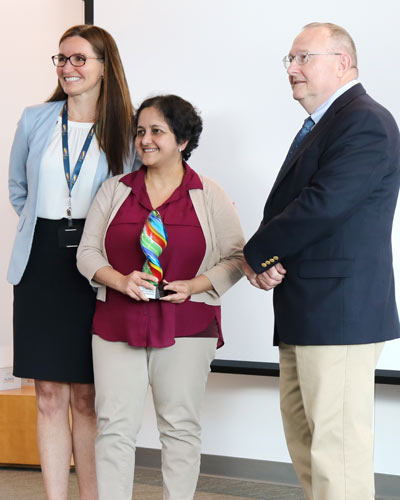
[178,147,182,153]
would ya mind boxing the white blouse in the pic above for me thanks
[37,117,101,219]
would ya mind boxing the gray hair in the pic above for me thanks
[303,22,358,69]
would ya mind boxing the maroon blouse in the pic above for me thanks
[92,165,223,348]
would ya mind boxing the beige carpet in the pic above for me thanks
[0,466,304,500]
[0,466,394,499]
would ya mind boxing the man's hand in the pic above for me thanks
[256,262,286,290]
[242,257,286,291]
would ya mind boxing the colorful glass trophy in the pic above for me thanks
[139,210,168,299]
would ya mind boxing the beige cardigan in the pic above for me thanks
[77,173,245,306]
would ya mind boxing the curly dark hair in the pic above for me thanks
[134,95,203,161]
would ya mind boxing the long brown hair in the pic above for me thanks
[47,25,134,175]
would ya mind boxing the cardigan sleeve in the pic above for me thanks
[200,177,245,297]
[77,177,118,286]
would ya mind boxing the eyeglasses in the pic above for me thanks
[51,54,103,67]
[282,51,342,69]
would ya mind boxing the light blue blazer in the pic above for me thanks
[8,100,140,285]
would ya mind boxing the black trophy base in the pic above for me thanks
[139,284,174,300]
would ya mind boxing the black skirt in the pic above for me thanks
[13,218,96,383]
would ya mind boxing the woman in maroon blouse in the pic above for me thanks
[77,95,244,500]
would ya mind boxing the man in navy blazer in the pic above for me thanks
[243,22,400,500]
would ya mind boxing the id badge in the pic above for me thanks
[58,222,83,248]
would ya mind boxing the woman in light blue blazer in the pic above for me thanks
[8,25,139,500]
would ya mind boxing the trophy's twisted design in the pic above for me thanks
[140,210,168,298]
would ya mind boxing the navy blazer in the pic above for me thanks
[8,101,140,285]
[244,84,400,346]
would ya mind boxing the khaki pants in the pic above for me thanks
[92,335,217,500]
[279,341,384,500]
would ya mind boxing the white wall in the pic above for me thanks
[0,0,84,367]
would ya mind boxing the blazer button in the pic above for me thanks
[266,260,271,265]
[261,262,267,268]
[273,256,279,261]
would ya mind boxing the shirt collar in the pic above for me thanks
[311,80,359,125]
[180,162,203,190]
[120,162,203,194]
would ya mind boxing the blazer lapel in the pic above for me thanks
[270,122,320,196]
[267,84,367,201]
[27,101,65,195]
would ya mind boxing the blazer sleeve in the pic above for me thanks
[244,107,399,273]
[9,109,29,216]
[77,177,117,285]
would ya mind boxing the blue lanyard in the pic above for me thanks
[61,102,95,218]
